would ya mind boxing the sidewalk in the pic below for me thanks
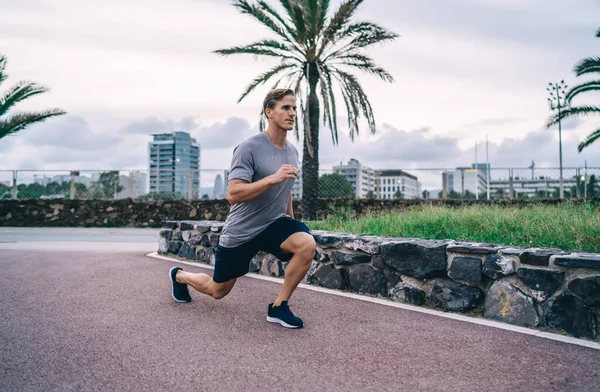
[1,246,598,391]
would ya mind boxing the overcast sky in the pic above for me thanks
[1,0,599,182]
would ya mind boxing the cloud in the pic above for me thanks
[121,116,199,134]
[194,117,258,150]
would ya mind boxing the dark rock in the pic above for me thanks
[499,248,524,256]
[331,251,372,266]
[159,229,173,240]
[305,261,319,283]
[167,241,182,254]
[483,254,515,279]
[200,234,211,247]
[249,257,262,273]
[520,250,553,266]
[260,255,283,278]
[381,240,448,279]
[448,257,482,286]
[568,276,600,307]
[446,244,498,255]
[179,221,199,231]
[484,281,539,327]
[210,223,225,233]
[383,269,402,286]
[186,234,203,246]
[162,221,178,229]
[544,291,597,339]
[312,264,347,290]
[313,234,343,249]
[316,252,330,263]
[428,279,484,312]
[344,237,381,254]
[554,254,600,269]
[348,264,388,296]
[210,235,220,247]
[372,255,385,270]
[194,222,212,233]
[178,243,197,261]
[158,237,168,254]
[390,284,425,306]
[182,230,198,242]
[173,231,183,241]
[516,268,565,301]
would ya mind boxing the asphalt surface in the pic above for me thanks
[1,244,599,392]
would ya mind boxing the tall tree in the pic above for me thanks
[214,0,398,219]
[0,55,66,141]
[546,28,600,152]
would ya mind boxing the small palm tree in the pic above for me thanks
[0,55,66,141]
[214,0,398,219]
[547,28,600,152]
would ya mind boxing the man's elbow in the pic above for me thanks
[227,190,239,205]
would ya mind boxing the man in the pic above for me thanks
[169,88,316,329]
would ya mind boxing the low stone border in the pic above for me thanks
[158,220,600,341]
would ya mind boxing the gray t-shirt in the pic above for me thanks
[219,132,299,248]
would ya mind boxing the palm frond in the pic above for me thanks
[256,1,304,52]
[238,62,298,103]
[214,40,302,62]
[0,109,66,140]
[330,67,376,139]
[320,0,363,53]
[324,26,398,61]
[330,53,394,82]
[232,0,300,48]
[317,63,339,145]
[292,1,309,47]
[578,127,600,152]
[565,80,600,104]
[0,55,7,85]
[0,81,50,117]
[574,57,600,77]
[546,106,600,128]
[596,27,600,38]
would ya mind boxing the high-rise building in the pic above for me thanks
[292,169,302,200]
[376,170,421,199]
[214,174,225,199]
[333,158,376,199]
[148,131,200,197]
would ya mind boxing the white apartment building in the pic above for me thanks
[377,170,421,199]
[292,169,302,200]
[116,171,148,199]
[333,159,377,199]
[443,167,488,196]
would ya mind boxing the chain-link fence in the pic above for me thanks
[1,167,599,201]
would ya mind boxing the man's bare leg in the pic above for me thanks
[176,270,236,300]
[273,232,316,306]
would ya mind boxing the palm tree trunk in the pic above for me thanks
[302,62,320,221]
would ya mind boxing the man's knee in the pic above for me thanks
[298,235,316,261]
[211,281,235,300]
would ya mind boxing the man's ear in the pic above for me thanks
[265,108,272,119]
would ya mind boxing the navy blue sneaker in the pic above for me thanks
[169,267,191,303]
[267,301,303,329]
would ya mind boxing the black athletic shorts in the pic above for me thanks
[212,216,310,283]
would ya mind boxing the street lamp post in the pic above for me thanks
[547,80,568,200]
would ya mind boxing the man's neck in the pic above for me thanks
[265,127,287,148]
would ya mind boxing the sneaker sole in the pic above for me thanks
[169,268,190,303]
[266,316,303,329]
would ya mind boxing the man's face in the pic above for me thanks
[267,95,296,131]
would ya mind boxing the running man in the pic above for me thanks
[169,88,316,329]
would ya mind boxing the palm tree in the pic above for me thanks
[214,0,398,220]
[546,28,600,152]
[0,55,65,141]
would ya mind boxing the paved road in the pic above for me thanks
[1,244,599,391]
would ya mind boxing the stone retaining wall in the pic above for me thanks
[2,198,594,227]
[159,220,600,341]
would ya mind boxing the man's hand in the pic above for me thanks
[269,164,298,185]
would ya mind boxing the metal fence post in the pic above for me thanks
[442,170,448,200]
[128,171,134,198]
[508,169,514,200]
[69,171,76,200]
[11,170,18,199]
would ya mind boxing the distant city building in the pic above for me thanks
[292,169,302,200]
[214,174,225,199]
[148,131,200,197]
[333,158,376,199]
[377,170,421,199]
[116,171,148,199]
[443,165,488,196]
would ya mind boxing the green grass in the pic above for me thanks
[307,203,600,253]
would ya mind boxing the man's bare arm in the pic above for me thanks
[227,164,298,205]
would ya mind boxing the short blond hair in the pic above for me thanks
[263,88,295,115]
